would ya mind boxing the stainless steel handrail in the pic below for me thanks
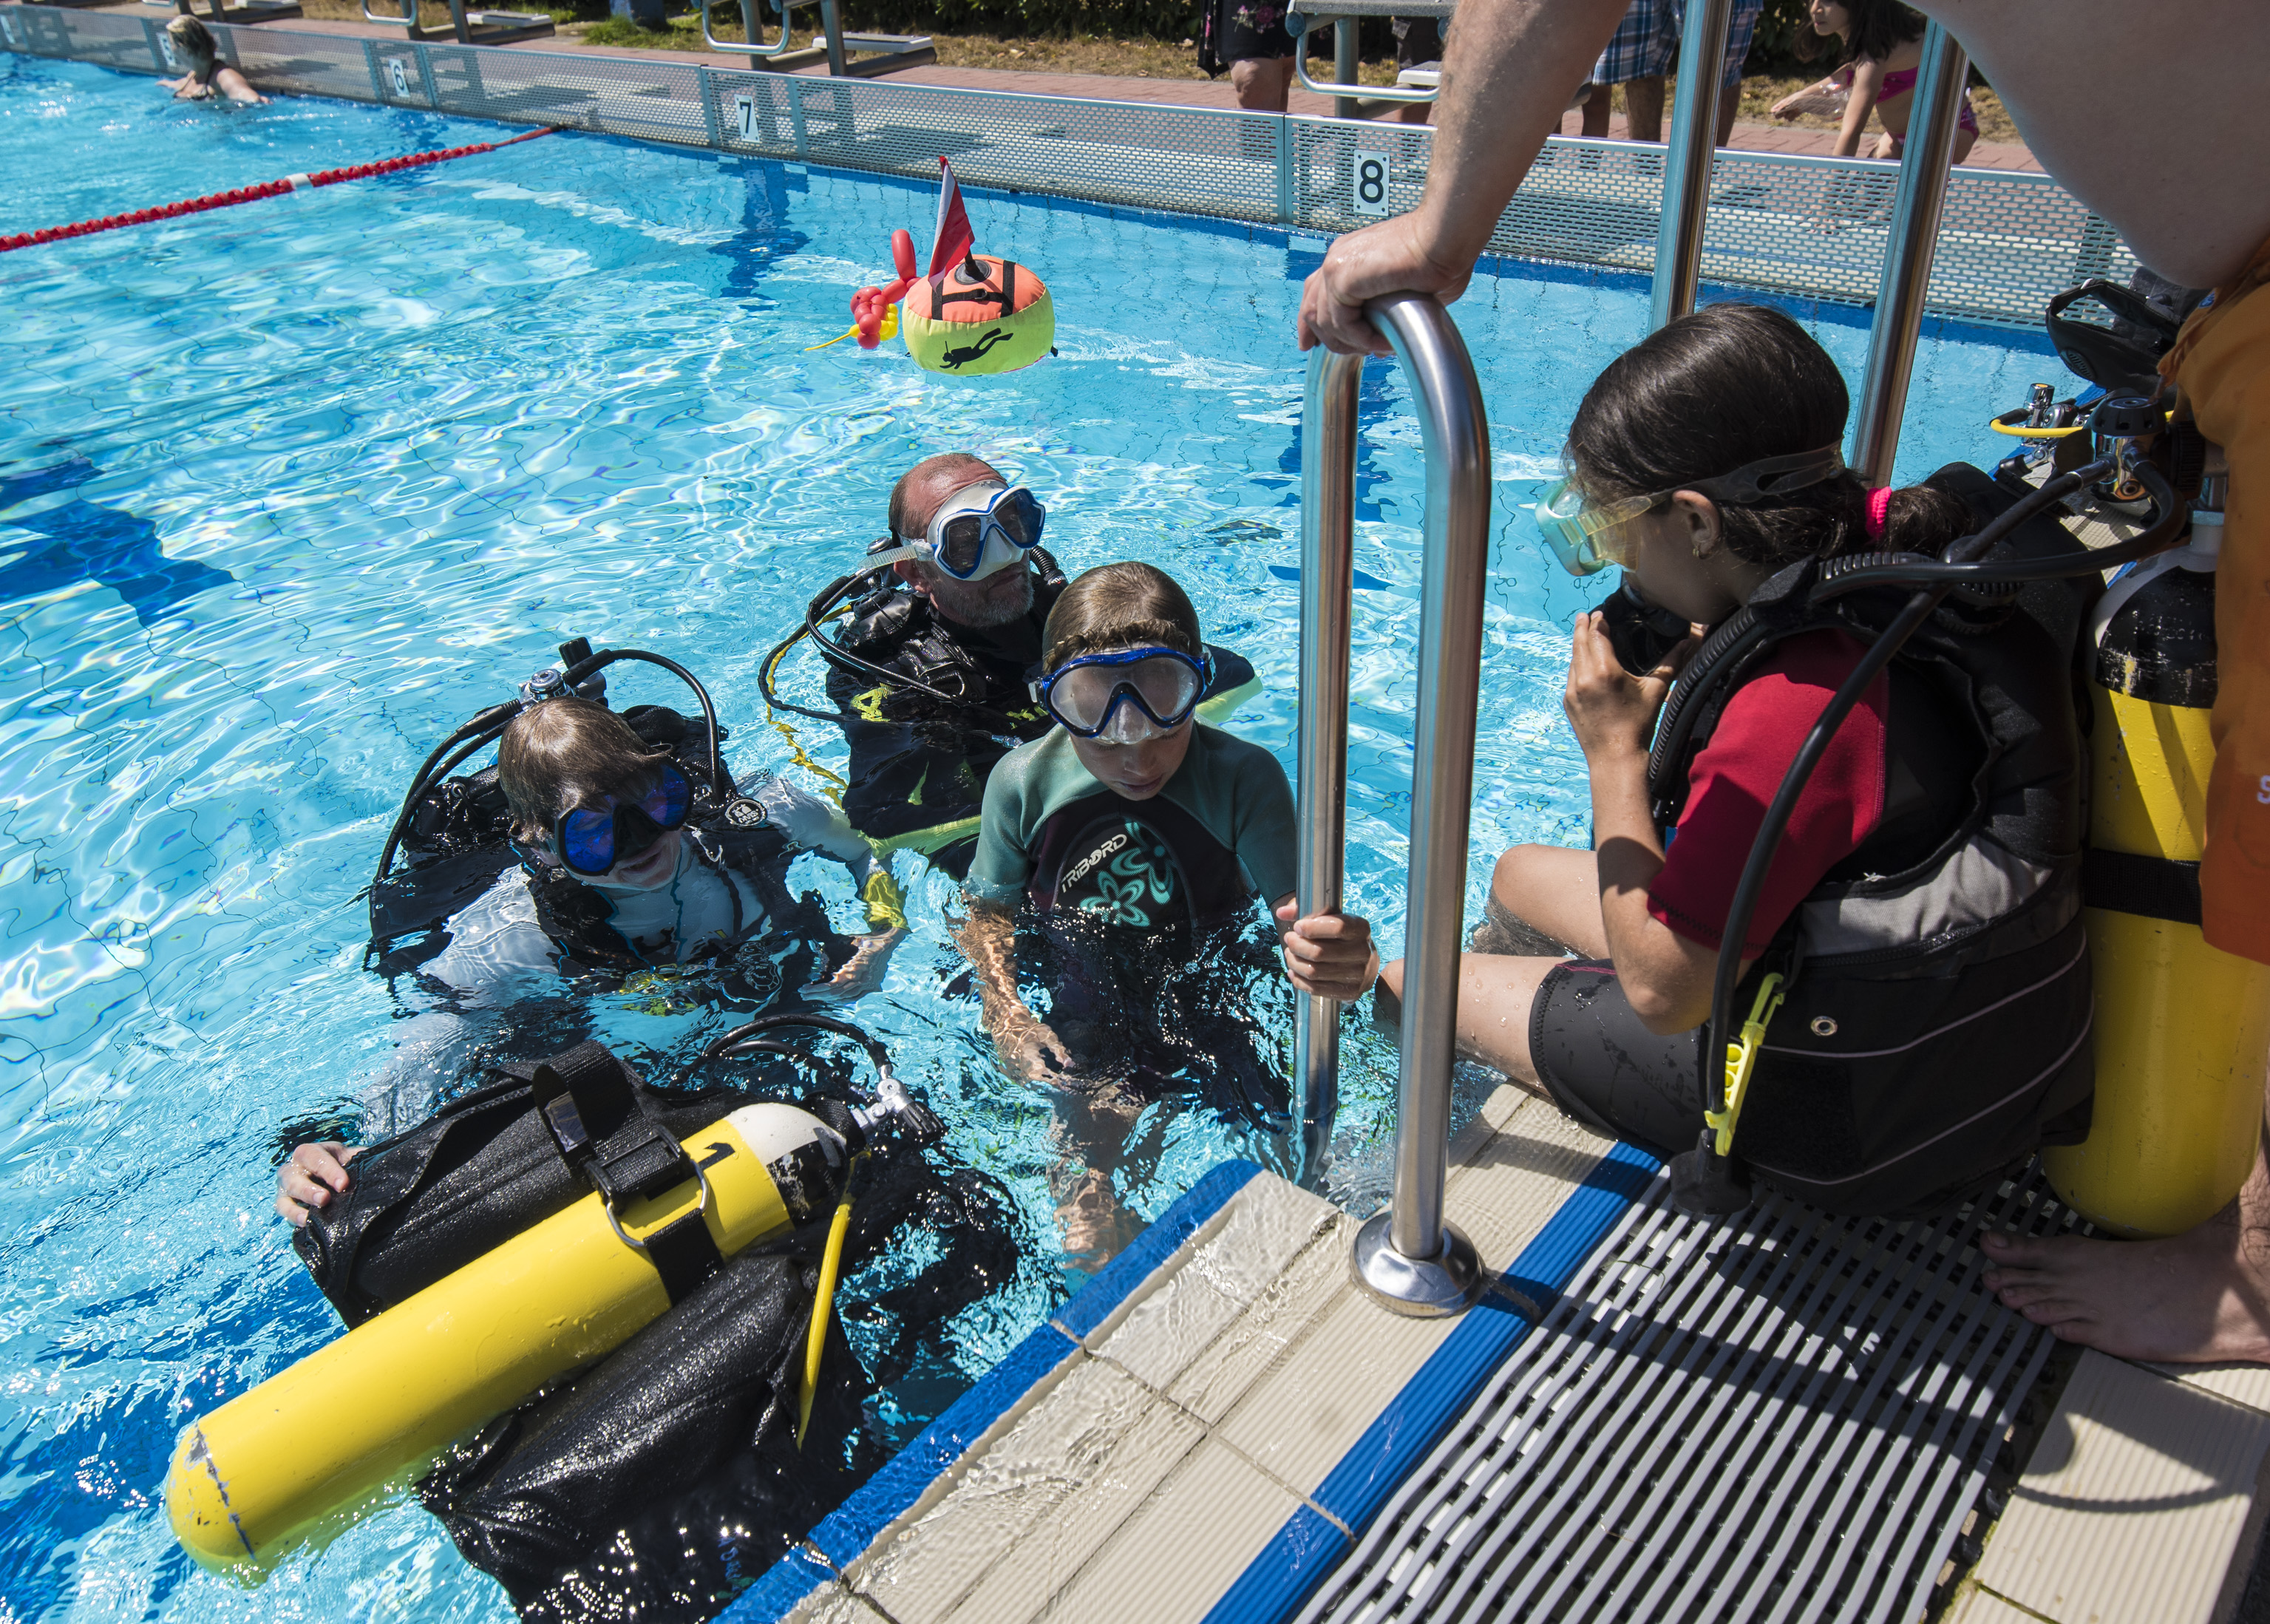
[1298,292,1492,1316]
[701,0,793,61]
[1288,1,1444,108]
[1848,21,1968,486]
[1648,0,1733,330]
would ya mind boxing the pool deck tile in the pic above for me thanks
[1013,1437,1326,1624]
[1940,1586,2053,1624]
[848,1356,1207,1624]
[779,1589,896,1624]
[1969,1349,2270,1624]
[2150,1360,2270,1419]
[778,1087,1614,1623]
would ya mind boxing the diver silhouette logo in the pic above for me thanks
[939,328,1012,370]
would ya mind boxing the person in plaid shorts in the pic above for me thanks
[1577,0,1764,146]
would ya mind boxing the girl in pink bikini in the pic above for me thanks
[1770,0,1978,166]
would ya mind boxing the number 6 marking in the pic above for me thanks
[1350,151,1390,217]
[387,57,410,96]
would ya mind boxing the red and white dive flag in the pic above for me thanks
[926,157,976,276]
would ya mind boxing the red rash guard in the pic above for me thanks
[1646,629,1889,954]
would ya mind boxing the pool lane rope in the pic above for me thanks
[0,124,558,254]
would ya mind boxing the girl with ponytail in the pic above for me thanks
[1380,302,2094,1214]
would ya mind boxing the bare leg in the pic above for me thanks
[1951,126,1978,164]
[1579,82,1613,139]
[1489,843,1611,959]
[1982,1135,2270,1365]
[1378,953,1563,1082]
[1230,55,1294,112]
[1715,78,1739,146]
[1624,75,1666,143]
[1050,1086,1147,1272]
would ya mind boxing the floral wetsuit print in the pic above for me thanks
[966,724,1297,934]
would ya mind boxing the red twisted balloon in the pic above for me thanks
[0,126,557,254]
[852,229,920,348]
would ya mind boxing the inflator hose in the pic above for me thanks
[1690,455,2185,1197]
[798,1155,862,1450]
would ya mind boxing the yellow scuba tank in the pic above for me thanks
[2046,452,2270,1236]
[166,1098,873,1577]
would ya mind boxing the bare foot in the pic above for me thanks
[1980,1178,2270,1365]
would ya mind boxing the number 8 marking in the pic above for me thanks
[1350,152,1390,217]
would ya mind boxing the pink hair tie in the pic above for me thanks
[1866,486,1893,540]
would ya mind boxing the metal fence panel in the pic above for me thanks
[2,5,2137,327]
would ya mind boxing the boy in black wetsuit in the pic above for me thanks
[954,562,1373,1265]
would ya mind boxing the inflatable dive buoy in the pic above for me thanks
[903,252,1053,376]
[814,156,1053,376]
[2045,458,2270,1237]
[166,1101,857,1576]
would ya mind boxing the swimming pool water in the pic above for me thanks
[0,50,2070,1621]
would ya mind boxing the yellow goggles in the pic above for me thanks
[1533,446,1849,578]
[1534,481,1662,576]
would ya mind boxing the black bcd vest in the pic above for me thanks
[1650,465,2098,1214]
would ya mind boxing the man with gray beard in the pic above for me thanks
[819,452,1257,880]
[820,454,1076,879]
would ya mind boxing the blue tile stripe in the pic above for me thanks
[721,1158,1265,1623]
[1200,1140,1662,1624]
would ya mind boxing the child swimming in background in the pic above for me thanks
[954,562,1373,1266]
[157,16,266,106]
[1769,0,1977,165]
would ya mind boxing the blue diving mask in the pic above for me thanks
[1039,645,1211,744]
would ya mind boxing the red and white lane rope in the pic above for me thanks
[0,124,557,254]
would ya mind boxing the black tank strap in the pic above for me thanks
[639,1211,726,1302]
[532,1041,690,1206]
[530,1039,725,1302]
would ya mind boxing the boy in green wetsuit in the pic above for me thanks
[956,562,1376,1265]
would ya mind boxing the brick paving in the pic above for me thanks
[114,5,2042,174]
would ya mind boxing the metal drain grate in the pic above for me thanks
[1298,1168,2076,1624]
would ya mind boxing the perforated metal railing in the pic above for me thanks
[2,2,2135,327]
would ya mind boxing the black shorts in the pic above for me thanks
[1529,959,1705,1159]
[1207,0,1294,66]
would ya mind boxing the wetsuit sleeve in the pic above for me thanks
[1647,630,1889,954]
[420,874,563,996]
[964,745,1039,906]
[748,772,904,931]
[1230,742,1300,905]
